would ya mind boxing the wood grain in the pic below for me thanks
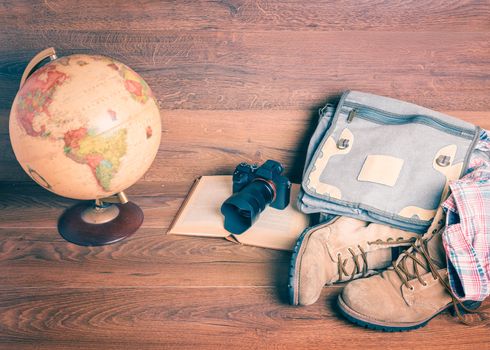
[1,0,489,32]
[1,1,490,348]
[0,228,287,263]
[0,287,488,350]
[0,181,183,228]
[0,31,489,111]
[0,225,291,288]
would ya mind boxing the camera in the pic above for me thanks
[221,160,291,234]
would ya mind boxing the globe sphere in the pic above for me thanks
[9,54,161,200]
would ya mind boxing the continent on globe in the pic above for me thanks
[115,64,153,104]
[15,65,68,137]
[63,127,128,191]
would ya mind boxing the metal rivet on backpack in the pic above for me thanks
[347,109,357,123]
[436,155,451,167]
[337,138,350,150]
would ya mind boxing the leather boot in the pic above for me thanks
[337,229,483,331]
[289,216,419,306]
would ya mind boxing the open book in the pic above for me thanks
[168,175,311,251]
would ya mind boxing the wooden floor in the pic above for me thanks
[1,1,490,349]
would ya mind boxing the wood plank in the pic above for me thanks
[0,228,287,263]
[1,0,489,32]
[2,110,490,182]
[0,287,488,350]
[1,31,489,111]
[0,226,291,288]
[0,255,289,288]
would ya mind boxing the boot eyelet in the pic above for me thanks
[408,285,415,291]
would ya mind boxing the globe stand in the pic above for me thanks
[58,191,144,246]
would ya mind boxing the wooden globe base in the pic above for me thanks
[58,201,144,246]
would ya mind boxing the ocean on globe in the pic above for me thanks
[9,54,161,200]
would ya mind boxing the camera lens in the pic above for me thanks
[220,180,275,234]
[237,209,252,218]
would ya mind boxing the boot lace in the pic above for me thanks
[393,237,489,325]
[336,237,416,281]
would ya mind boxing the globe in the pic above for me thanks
[9,51,161,200]
[9,48,161,246]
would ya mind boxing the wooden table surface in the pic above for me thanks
[0,1,489,349]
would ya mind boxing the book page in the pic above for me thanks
[168,175,310,250]
[168,176,232,237]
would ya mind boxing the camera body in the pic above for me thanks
[232,160,291,210]
[221,159,292,234]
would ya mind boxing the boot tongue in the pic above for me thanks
[426,230,446,268]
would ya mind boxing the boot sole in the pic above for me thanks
[337,294,433,331]
[288,217,338,305]
[337,294,480,332]
[288,226,313,305]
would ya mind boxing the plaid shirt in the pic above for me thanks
[442,130,490,301]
